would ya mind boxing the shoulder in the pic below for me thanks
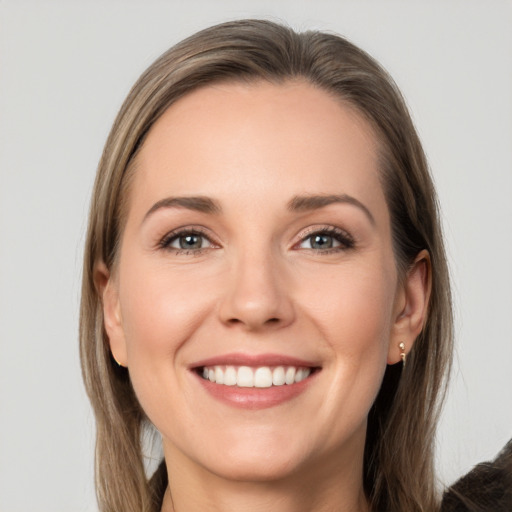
[441,439,512,512]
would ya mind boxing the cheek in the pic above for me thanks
[299,259,396,409]
[115,262,220,432]
[298,259,396,352]
[118,262,216,365]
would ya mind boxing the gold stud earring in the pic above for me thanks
[399,342,406,367]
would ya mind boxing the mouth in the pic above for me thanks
[190,354,321,409]
[196,365,319,388]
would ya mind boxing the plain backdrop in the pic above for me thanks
[1,1,511,511]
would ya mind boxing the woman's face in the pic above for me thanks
[102,81,419,483]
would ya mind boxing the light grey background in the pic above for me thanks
[1,1,511,511]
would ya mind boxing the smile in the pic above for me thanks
[191,354,321,409]
[200,365,312,388]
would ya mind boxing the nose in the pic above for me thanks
[218,249,295,331]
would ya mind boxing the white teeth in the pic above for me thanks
[254,367,273,388]
[237,366,254,387]
[224,366,237,386]
[272,366,286,386]
[294,368,311,382]
[200,365,313,387]
[214,366,224,385]
[285,367,296,385]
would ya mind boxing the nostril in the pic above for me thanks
[225,316,281,327]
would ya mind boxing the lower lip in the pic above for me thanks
[193,371,318,410]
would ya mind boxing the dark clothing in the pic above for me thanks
[441,439,512,512]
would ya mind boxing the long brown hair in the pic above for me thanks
[80,19,453,512]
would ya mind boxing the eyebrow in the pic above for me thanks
[143,196,221,222]
[143,193,375,225]
[287,194,375,225]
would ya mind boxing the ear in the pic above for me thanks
[94,261,128,367]
[388,250,431,364]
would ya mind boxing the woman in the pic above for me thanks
[79,19,508,512]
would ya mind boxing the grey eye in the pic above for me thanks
[166,232,213,251]
[310,234,334,249]
[300,233,341,250]
[178,234,203,249]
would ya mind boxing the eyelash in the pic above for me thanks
[158,225,355,255]
[296,226,355,254]
[158,227,216,255]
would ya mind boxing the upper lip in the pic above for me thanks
[190,352,321,369]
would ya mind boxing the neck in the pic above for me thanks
[160,440,369,512]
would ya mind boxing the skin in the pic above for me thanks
[97,81,430,512]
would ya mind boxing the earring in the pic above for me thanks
[399,342,406,367]
[112,353,126,368]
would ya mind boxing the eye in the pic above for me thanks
[298,227,354,252]
[160,229,215,252]
[303,233,339,250]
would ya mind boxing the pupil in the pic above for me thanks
[180,234,202,249]
[312,234,332,249]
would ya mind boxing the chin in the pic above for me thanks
[203,448,309,483]
[164,425,316,484]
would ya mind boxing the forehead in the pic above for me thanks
[128,80,387,221]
